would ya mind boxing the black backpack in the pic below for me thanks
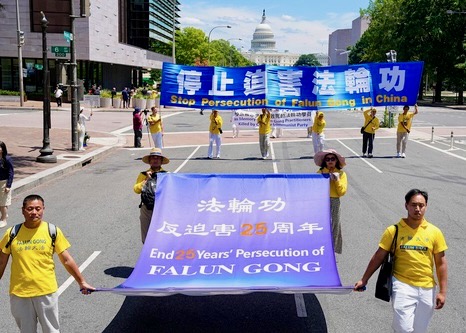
[140,171,165,210]
[5,222,57,250]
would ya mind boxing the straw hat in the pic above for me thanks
[313,149,346,167]
[142,148,170,164]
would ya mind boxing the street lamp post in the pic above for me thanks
[36,12,56,163]
[227,38,242,67]
[172,0,177,64]
[15,0,24,107]
[207,25,231,64]
[335,49,350,65]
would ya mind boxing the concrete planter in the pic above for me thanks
[100,97,112,108]
[112,98,121,108]
[145,98,155,109]
[133,98,146,109]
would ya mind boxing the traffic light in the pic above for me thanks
[80,0,90,17]
[386,50,397,62]
[18,31,25,45]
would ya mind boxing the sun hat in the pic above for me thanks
[313,149,346,167]
[142,148,170,164]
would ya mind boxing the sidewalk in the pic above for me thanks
[1,100,127,196]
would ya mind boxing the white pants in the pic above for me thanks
[208,133,221,158]
[151,132,163,148]
[232,124,239,138]
[259,134,270,158]
[391,277,436,333]
[396,132,409,154]
[11,292,59,333]
[78,128,85,150]
[312,132,325,153]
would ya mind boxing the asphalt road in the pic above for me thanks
[1,107,466,332]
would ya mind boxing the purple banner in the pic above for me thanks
[108,174,352,296]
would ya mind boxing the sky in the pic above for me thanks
[179,0,371,55]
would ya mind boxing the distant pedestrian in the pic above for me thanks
[133,148,170,243]
[121,88,129,108]
[0,194,95,333]
[311,112,326,153]
[133,108,144,148]
[111,87,117,107]
[147,106,163,148]
[314,149,347,254]
[0,141,14,228]
[54,85,63,107]
[78,107,93,151]
[257,108,271,159]
[208,110,223,159]
[361,108,380,158]
[397,104,418,158]
[354,189,447,333]
[230,110,239,138]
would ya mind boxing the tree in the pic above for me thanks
[357,0,466,103]
[293,54,321,67]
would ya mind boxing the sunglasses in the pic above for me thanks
[325,157,336,162]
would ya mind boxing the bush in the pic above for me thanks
[0,90,20,96]
[100,89,112,98]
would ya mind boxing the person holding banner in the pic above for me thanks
[147,106,163,148]
[354,189,447,333]
[257,108,272,159]
[361,108,380,158]
[134,148,170,243]
[314,149,347,254]
[311,112,326,154]
[0,194,95,333]
[230,110,239,138]
[208,110,223,159]
[397,104,418,158]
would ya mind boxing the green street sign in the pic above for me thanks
[51,46,70,53]
[34,64,43,70]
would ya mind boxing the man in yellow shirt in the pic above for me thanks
[397,104,418,158]
[208,110,223,159]
[147,106,163,148]
[0,195,94,332]
[361,108,380,158]
[354,189,447,333]
[257,108,271,159]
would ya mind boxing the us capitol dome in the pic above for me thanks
[242,10,301,66]
[251,10,277,52]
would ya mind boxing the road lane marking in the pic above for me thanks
[294,293,308,317]
[270,142,278,173]
[338,139,383,174]
[57,251,101,296]
[414,140,466,161]
[173,146,201,173]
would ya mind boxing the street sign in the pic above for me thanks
[64,31,73,43]
[55,53,67,57]
[51,46,70,53]
[34,64,43,70]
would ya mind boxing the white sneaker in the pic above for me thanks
[396,152,401,158]
[362,153,367,157]
[401,153,406,158]
[0,220,7,228]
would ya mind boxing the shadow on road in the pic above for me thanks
[102,293,327,333]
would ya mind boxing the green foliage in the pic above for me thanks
[293,54,322,67]
[0,90,20,96]
[99,89,112,98]
[357,0,466,103]
[175,27,209,65]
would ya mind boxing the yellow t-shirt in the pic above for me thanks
[257,113,271,135]
[379,219,447,288]
[312,112,326,134]
[397,112,415,133]
[133,168,167,194]
[317,167,347,198]
[363,110,380,134]
[0,222,70,297]
[209,114,223,135]
[147,113,162,134]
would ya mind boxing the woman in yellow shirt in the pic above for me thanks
[314,149,347,254]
